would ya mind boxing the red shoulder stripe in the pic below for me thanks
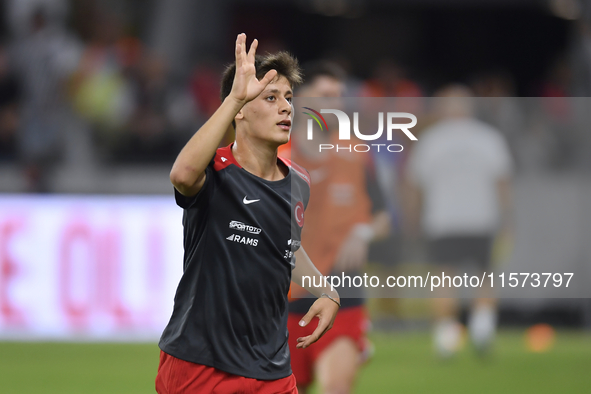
[278,157,311,186]
[213,144,242,171]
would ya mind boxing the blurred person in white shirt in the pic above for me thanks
[11,5,80,191]
[405,85,513,357]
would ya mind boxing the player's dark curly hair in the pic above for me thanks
[220,51,303,102]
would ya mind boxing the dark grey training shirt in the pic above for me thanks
[159,144,310,380]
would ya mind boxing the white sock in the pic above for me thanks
[468,305,496,351]
[434,318,462,357]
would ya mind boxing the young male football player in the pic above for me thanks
[155,34,340,394]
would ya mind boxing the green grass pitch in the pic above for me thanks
[0,330,589,393]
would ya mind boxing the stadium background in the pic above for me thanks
[0,0,590,392]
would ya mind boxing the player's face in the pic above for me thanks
[237,76,293,147]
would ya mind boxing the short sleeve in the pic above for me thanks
[174,162,215,209]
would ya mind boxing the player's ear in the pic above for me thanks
[235,108,244,121]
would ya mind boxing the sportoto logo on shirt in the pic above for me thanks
[303,107,417,153]
[229,220,262,234]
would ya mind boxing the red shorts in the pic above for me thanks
[287,306,370,387]
[155,351,298,394]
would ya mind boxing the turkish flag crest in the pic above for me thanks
[294,201,304,227]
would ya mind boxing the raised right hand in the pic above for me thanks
[228,33,278,105]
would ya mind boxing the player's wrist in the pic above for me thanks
[224,93,247,110]
[320,292,341,308]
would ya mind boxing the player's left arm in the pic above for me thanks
[292,247,340,349]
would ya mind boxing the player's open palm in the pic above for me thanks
[296,297,339,349]
[230,33,278,104]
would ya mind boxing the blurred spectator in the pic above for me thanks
[0,44,21,162]
[11,6,81,191]
[70,7,135,158]
[6,0,69,39]
[404,85,513,357]
[190,59,222,119]
[70,5,200,164]
[112,51,175,162]
[189,59,226,145]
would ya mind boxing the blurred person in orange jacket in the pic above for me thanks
[288,60,391,394]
